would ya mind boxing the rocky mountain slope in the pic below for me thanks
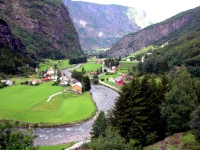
[0,0,83,59]
[0,19,36,75]
[106,6,200,58]
[63,0,151,53]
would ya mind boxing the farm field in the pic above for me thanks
[118,61,138,73]
[39,59,74,72]
[0,82,96,125]
[75,62,103,73]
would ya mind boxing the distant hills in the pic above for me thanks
[106,6,200,58]
[63,0,152,53]
[0,0,83,60]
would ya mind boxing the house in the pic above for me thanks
[90,71,97,75]
[108,77,114,82]
[29,79,37,85]
[60,80,68,86]
[115,77,125,86]
[71,82,82,94]
[71,78,79,84]
[111,66,117,72]
[1,80,13,86]
[40,77,51,83]
[47,68,54,75]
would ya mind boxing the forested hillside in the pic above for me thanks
[0,0,83,60]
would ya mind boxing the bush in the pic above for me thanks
[100,78,105,81]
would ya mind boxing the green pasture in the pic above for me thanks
[0,82,96,125]
[39,142,75,150]
[39,59,74,72]
[75,62,103,73]
[118,61,138,73]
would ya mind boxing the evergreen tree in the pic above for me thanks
[160,66,198,135]
[82,76,91,91]
[110,78,148,145]
[91,111,108,139]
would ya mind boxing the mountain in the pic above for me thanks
[62,0,152,53]
[0,19,36,75]
[0,0,83,60]
[106,6,200,58]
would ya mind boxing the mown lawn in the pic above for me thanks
[39,142,75,150]
[75,62,103,73]
[0,82,96,125]
[39,59,74,72]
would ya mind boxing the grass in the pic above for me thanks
[0,82,96,125]
[118,61,138,73]
[39,142,75,150]
[75,62,103,73]
[39,59,74,72]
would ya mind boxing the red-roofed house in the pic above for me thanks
[115,77,125,86]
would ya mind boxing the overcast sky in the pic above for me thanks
[72,0,200,23]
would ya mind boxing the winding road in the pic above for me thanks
[34,64,119,146]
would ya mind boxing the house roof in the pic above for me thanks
[72,82,82,88]
[115,77,123,82]
[71,79,79,84]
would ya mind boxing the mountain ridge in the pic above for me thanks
[63,0,152,53]
[0,0,83,59]
[106,6,200,58]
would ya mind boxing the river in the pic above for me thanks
[34,64,119,146]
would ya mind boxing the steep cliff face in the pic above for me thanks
[0,19,36,74]
[106,6,200,58]
[0,0,83,59]
[63,0,151,52]
[0,19,31,56]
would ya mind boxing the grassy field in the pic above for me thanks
[39,142,75,150]
[76,62,103,73]
[75,62,103,73]
[118,61,138,73]
[39,59,74,72]
[0,82,96,125]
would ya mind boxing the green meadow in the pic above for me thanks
[75,62,103,73]
[0,82,96,125]
[39,59,74,72]
[39,142,75,150]
[118,61,138,73]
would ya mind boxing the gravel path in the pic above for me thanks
[33,65,119,146]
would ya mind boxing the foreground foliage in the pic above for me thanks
[0,121,37,150]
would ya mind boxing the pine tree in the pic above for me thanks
[82,76,91,91]
[110,78,148,144]
[160,66,198,135]
[91,111,108,139]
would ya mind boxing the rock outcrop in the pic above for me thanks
[63,0,152,52]
[106,6,200,58]
[0,19,31,57]
[106,14,193,58]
